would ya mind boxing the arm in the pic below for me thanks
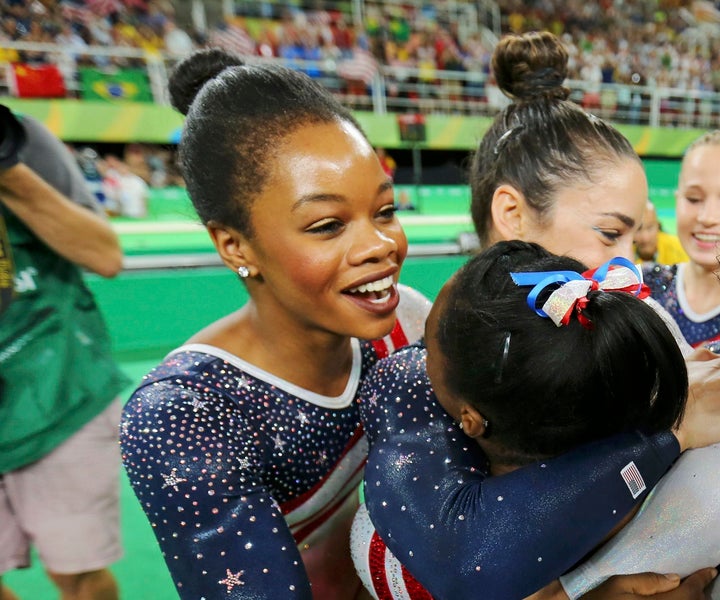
[559,446,720,599]
[120,379,313,599]
[0,163,122,277]
[360,346,681,600]
[532,572,717,600]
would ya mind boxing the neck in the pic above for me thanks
[682,261,720,314]
[189,301,356,396]
[479,439,547,476]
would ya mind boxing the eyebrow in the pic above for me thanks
[291,180,394,212]
[601,211,636,228]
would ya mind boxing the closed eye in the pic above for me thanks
[594,227,622,242]
[377,204,399,220]
[306,219,344,235]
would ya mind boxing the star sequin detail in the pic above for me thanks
[368,392,379,407]
[160,468,187,491]
[218,569,245,592]
[190,398,207,411]
[316,450,328,465]
[394,452,416,471]
[237,457,252,470]
[272,434,287,452]
[296,410,310,425]
[236,376,250,390]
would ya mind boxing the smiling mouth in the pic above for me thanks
[694,233,720,244]
[344,275,394,304]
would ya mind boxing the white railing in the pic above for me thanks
[2,40,720,130]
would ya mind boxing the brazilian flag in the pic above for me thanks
[79,67,153,102]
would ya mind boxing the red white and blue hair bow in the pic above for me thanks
[510,257,650,327]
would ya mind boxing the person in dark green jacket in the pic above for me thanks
[0,106,129,600]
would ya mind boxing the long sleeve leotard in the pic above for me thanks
[356,342,680,600]
[560,444,720,599]
[120,286,431,600]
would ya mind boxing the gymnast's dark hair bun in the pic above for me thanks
[492,31,570,101]
[168,47,245,115]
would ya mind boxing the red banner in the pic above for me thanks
[9,63,66,98]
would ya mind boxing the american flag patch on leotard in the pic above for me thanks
[620,461,646,499]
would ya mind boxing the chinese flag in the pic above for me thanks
[9,63,66,98]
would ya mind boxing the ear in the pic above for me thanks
[490,183,527,242]
[459,404,489,439]
[206,221,257,276]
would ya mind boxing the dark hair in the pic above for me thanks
[436,240,687,465]
[168,48,363,236]
[470,31,640,246]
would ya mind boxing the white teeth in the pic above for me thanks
[347,275,394,294]
[369,290,392,304]
[695,233,720,242]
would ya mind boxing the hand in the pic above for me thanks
[0,105,26,170]
[581,569,717,599]
[675,348,720,451]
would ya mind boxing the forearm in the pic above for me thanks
[0,163,123,277]
[367,427,680,599]
[560,446,720,599]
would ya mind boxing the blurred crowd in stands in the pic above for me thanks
[1,0,720,94]
[2,0,720,195]
[68,142,184,216]
[0,0,720,91]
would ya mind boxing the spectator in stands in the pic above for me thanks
[0,106,128,600]
[101,154,149,218]
[634,201,689,264]
[643,130,720,349]
[122,143,152,184]
[162,18,194,56]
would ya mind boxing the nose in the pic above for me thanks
[616,236,635,262]
[698,197,720,226]
[347,221,403,265]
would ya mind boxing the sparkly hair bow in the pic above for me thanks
[510,257,650,327]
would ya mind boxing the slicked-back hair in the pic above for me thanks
[169,49,362,236]
[470,32,640,246]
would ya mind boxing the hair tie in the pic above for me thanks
[510,257,650,328]
[493,125,524,156]
[524,67,565,90]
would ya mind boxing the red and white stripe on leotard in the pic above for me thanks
[282,426,368,545]
[372,320,410,359]
[352,504,434,600]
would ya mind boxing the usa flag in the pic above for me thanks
[620,461,646,499]
[60,1,94,24]
[85,0,122,16]
[209,23,256,56]
[337,48,378,85]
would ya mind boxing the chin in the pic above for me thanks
[355,317,398,342]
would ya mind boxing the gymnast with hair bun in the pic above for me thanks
[351,29,720,600]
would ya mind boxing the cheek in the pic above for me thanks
[675,203,695,233]
[271,248,341,292]
[572,241,619,270]
[538,227,586,260]
[395,227,409,262]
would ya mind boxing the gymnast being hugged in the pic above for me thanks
[353,241,720,600]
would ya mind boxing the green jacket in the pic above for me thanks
[0,208,129,472]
